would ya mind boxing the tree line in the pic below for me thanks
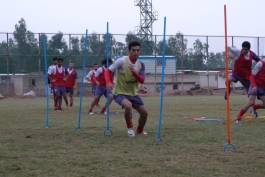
[0,18,229,74]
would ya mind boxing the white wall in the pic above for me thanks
[141,60,176,74]
[199,76,217,88]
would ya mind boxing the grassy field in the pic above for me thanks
[1,94,265,177]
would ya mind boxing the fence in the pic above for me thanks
[0,32,264,96]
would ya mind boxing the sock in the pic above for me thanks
[127,121,133,128]
[237,109,246,120]
[88,108,92,112]
[55,104,58,108]
[65,100,68,105]
[253,104,261,110]
[58,105,62,109]
[101,107,106,112]
[136,125,144,133]
[70,103,73,107]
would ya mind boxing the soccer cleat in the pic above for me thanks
[127,128,135,137]
[137,131,147,135]
[54,107,58,110]
[57,108,62,111]
[250,107,258,118]
[88,110,93,115]
[65,105,69,109]
[235,120,241,123]
[69,106,73,109]
[104,111,108,115]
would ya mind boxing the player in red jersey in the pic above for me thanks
[48,57,58,108]
[63,62,78,109]
[85,63,101,106]
[235,59,265,123]
[87,58,114,114]
[224,41,260,100]
[48,58,69,111]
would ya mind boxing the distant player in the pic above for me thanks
[105,41,148,137]
[88,58,114,114]
[235,59,265,123]
[48,57,58,108]
[63,62,78,109]
[48,58,69,111]
[224,41,260,100]
[85,63,100,106]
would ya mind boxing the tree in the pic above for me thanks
[192,39,205,69]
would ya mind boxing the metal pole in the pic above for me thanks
[6,33,9,96]
[206,36,209,92]
[181,35,184,91]
[154,35,157,93]
[38,33,41,96]
[69,34,71,62]
[98,34,101,64]
[231,36,235,91]
[257,37,260,57]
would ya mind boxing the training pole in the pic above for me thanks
[42,34,50,128]
[223,5,236,152]
[154,17,166,142]
[75,29,88,131]
[104,22,113,136]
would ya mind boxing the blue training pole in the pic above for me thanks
[104,22,113,136]
[154,17,167,142]
[42,34,50,128]
[75,29,88,131]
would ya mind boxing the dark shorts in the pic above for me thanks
[66,87,74,95]
[95,85,112,97]
[114,94,144,108]
[50,86,54,93]
[53,86,66,94]
[92,84,97,94]
[229,72,250,88]
[248,85,265,97]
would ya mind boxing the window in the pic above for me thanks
[173,84,178,90]
[30,79,36,86]
[156,59,166,66]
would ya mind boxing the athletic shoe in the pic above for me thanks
[235,120,241,123]
[65,105,69,109]
[127,128,135,137]
[104,111,108,115]
[88,110,93,115]
[57,108,62,111]
[224,92,227,100]
[69,106,73,109]
[250,107,258,118]
[137,131,147,135]
[54,107,58,110]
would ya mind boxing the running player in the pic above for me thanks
[48,58,69,111]
[105,41,148,137]
[64,62,78,109]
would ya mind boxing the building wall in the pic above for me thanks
[142,59,176,75]
[199,76,217,89]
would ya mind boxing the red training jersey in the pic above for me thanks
[232,50,253,80]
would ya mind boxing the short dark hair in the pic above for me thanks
[242,41,251,49]
[58,58,63,62]
[128,41,141,50]
[53,57,58,61]
[101,58,113,65]
[93,63,98,66]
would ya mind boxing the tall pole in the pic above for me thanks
[206,36,209,92]
[6,33,9,96]
[181,35,184,91]
[154,35,157,92]
[38,33,41,96]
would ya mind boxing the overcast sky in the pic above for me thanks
[1,0,265,54]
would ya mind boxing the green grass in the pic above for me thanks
[1,95,265,177]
